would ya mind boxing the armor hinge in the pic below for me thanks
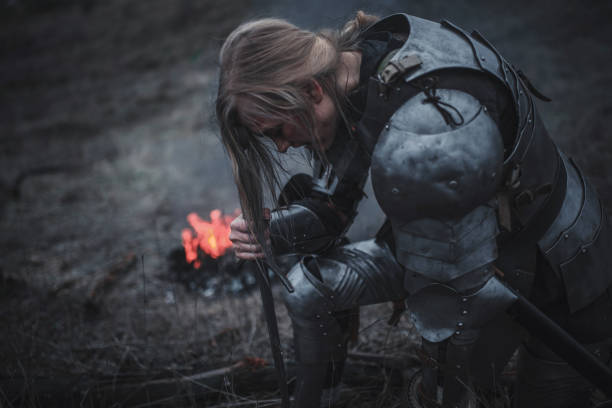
[497,191,513,232]
[379,53,423,85]
[514,183,553,208]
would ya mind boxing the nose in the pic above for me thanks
[272,123,295,153]
[273,137,290,153]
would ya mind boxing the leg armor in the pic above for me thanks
[514,338,610,408]
[415,314,524,408]
[418,334,482,408]
[282,239,407,407]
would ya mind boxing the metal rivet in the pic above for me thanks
[457,322,464,327]
[330,295,334,299]
[448,180,458,189]
[378,93,384,98]
[384,123,390,130]
[480,56,485,61]
[581,248,587,253]
[315,314,321,319]
[328,311,332,315]
[564,234,569,239]
[455,330,461,335]
[456,364,462,369]
[461,310,468,315]
[461,297,468,303]
[519,90,524,95]
[391,187,399,194]
[528,119,532,123]
[483,106,488,112]
[396,87,401,92]
[323,332,327,336]
[319,324,324,328]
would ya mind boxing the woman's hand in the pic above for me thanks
[229,209,271,260]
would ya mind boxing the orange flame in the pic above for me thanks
[182,209,237,268]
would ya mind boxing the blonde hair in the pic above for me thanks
[215,11,379,258]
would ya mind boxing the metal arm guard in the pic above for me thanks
[270,117,376,255]
[270,174,347,254]
[270,201,345,254]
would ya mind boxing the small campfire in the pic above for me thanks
[181,209,238,268]
[169,209,263,297]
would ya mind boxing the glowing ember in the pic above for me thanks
[182,209,237,268]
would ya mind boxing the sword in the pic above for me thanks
[497,277,612,397]
[235,135,292,406]
[252,258,291,408]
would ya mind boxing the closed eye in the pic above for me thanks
[261,125,283,140]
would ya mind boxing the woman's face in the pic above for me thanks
[245,80,338,153]
[255,118,313,153]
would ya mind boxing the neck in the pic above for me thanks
[336,51,362,94]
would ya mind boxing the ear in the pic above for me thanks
[306,79,324,105]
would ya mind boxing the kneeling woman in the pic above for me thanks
[217,11,612,408]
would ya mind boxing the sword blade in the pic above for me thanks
[254,259,290,408]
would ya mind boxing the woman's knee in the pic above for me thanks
[282,256,348,363]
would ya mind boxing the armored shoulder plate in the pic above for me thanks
[391,15,506,83]
[371,89,504,223]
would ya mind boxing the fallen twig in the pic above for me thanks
[85,252,138,309]
[146,357,267,386]
[10,164,85,199]
[348,351,419,370]
[0,354,422,407]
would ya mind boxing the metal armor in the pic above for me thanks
[282,239,407,408]
[272,13,612,408]
[359,13,612,406]
[363,11,612,334]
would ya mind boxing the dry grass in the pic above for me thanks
[0,259,426,407]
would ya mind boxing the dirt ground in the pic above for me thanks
[1,0,611,407]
